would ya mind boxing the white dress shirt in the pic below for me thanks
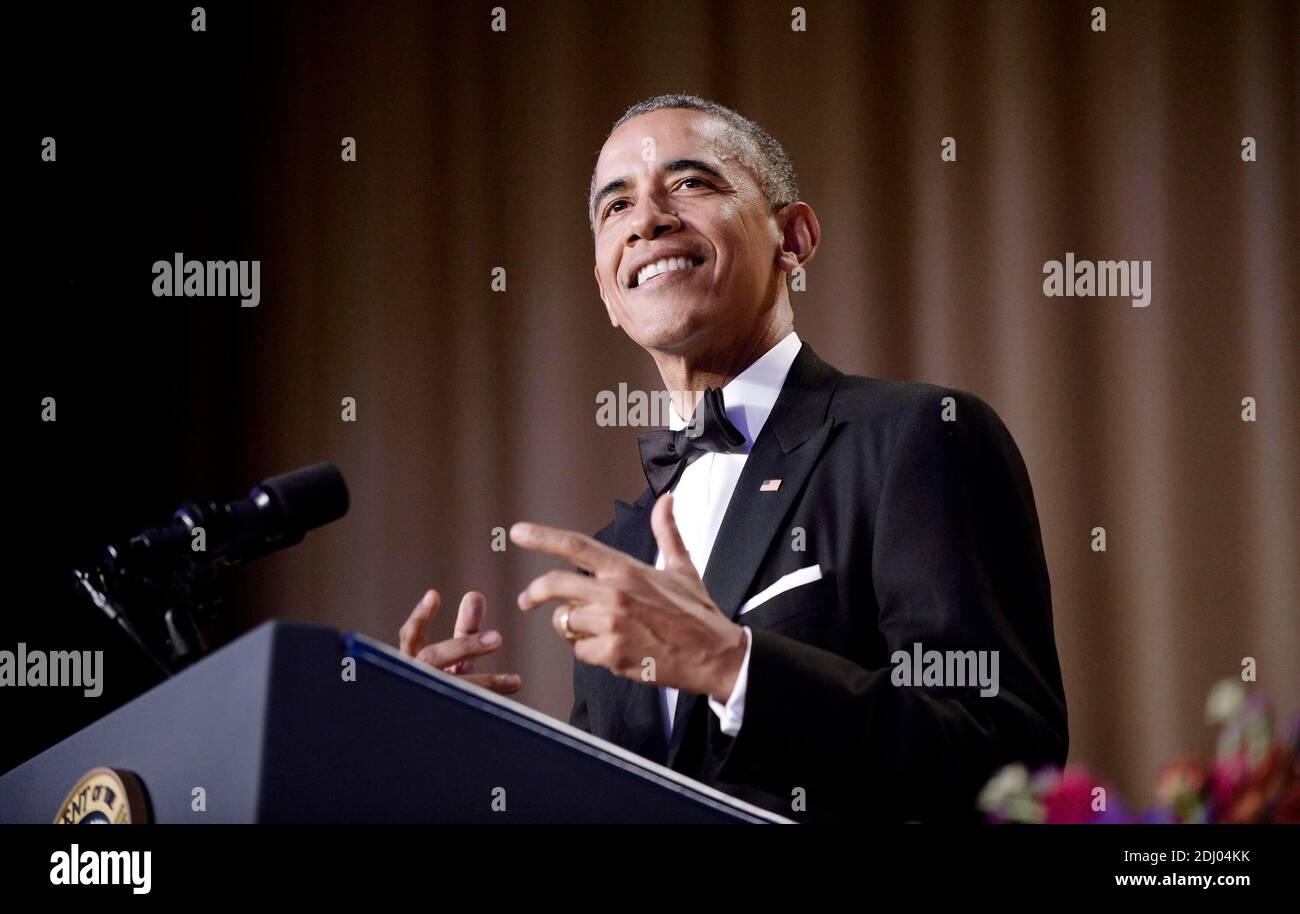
[656,330,803,742]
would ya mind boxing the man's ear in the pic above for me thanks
[775,202,821,274]
[594,263,619,327]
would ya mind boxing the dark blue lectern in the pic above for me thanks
[0,621,787,823]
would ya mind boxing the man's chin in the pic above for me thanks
[629,323,709,356]
[622,304,717,353]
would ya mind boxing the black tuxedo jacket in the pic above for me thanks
[570,343,1068,822]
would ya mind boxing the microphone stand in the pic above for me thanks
[71,516,231,677]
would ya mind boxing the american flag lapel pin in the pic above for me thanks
[759,479,782,492]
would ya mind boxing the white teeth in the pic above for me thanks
[636,256,698,287]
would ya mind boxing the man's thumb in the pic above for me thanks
[652,493,696,577]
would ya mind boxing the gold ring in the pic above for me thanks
[559,609,578,641]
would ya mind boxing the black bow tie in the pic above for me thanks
[637,387,745,496]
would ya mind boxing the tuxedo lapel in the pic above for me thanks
[611,492,657,565]
[667,343,841,767]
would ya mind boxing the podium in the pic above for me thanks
[0,621,787,823]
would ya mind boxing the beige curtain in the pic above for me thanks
[236,0,1298,806]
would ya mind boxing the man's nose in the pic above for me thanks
[626,193,680,243]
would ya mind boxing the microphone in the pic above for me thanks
[74,463,349,674]
[128,462,349,567]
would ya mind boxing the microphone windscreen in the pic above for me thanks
[257,462,349,532]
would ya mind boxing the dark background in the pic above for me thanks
[7,0,1298,809]
[12,3,265,774]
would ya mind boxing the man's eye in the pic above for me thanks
[603,179,706,220]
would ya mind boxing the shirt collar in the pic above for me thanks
[667,331,802,451]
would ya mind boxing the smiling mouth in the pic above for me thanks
[630,256,705,289]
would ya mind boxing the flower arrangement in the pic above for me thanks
[977,679,1300,823]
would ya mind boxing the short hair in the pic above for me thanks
[588,94,800,232]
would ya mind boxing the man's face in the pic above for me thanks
[591,108,783,353]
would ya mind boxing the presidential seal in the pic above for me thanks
[53,767,150,824]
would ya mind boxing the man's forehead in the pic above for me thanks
[595,109,733,179]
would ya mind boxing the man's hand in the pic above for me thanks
[398,589,522,695]
[511,493,747,702]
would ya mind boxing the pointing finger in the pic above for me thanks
[509,522,631,576]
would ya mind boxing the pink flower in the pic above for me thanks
[1042,765,1103,824]
[1208,752,1248,812]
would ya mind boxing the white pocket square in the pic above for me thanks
[738,564,823,616]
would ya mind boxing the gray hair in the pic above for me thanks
[588,94,800,232]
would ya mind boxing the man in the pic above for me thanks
[399,94,1068,822]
